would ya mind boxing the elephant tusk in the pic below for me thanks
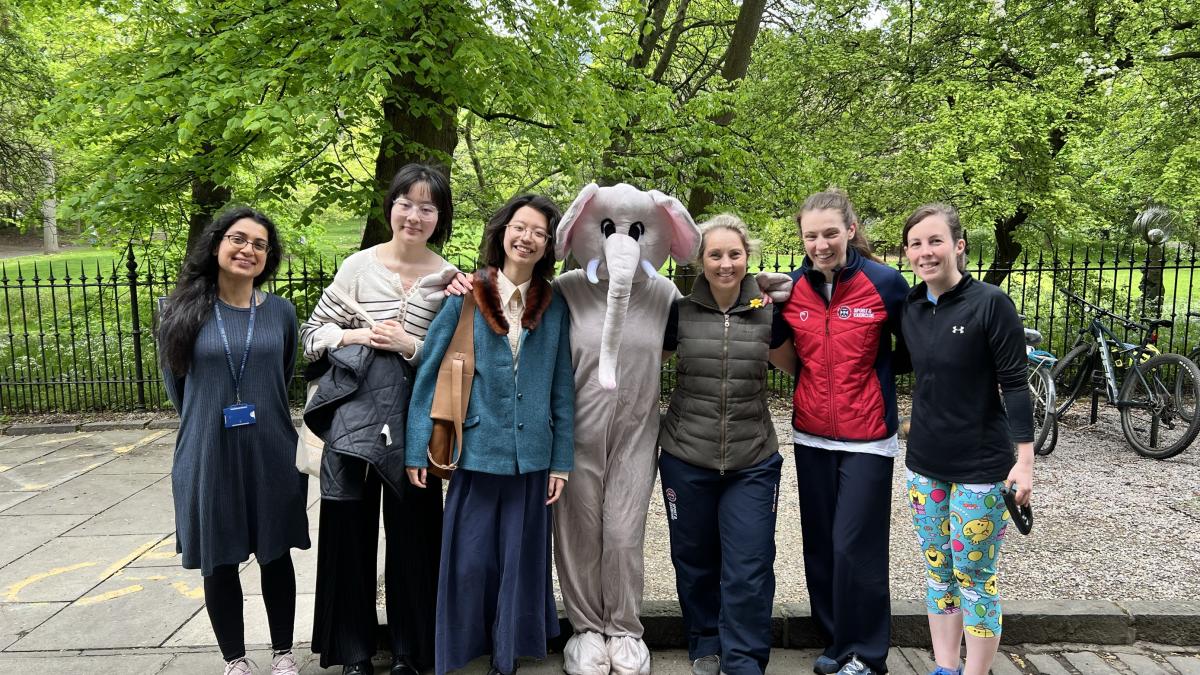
[640,259,658,279]
[586,258,601,284]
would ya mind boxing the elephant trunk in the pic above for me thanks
[598,234,641,390]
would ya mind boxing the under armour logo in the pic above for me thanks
[952,326,964,334]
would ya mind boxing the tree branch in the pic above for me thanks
[650,0,691,83]
[465,108,558,130]
[1159,50,1200,62]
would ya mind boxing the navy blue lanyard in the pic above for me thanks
[214,295,256,403]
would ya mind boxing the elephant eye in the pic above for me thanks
[601,218,616,238]
[628,221,645,240]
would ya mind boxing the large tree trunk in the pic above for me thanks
[982,206,1029,286]
[982,125,1067,286]
[187,143,232,256]
[41,153,58,253]
[597,0,673,186]
[684,0,766,218]
[677,0,768,294]
[360,69,459,250]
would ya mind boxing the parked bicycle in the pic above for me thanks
[1023,324,1058,456]
[1186,312,1200,367]
[1180,310,1200,421]
[1051,288,1200,459]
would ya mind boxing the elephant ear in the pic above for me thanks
[556,183,600,260]
[648,190,700,263]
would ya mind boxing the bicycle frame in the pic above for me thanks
[1061,295,1160,409]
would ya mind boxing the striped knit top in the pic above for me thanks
[299,246,457,364]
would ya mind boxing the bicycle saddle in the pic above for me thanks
[1142,318,1172,329]
[1000,484,1033,535]
[1023,327,1043,347]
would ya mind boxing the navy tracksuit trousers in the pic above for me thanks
[659,451,783,675]
[794,443,894,673]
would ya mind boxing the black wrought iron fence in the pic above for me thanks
[1,243,1198,414]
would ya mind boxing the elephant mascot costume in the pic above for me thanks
[553,183,699,675]
[418,183,790,674]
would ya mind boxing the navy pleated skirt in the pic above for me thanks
[436,468,559,675]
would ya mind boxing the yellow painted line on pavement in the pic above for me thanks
[4,561,98,601]
[171,581,205,600]
[37,433,93,445]
[76,584,143,606]
[113,430,171,455]
[121,574,167,582]
[138,539,179,562]
[96,539,162,580]
[17,459,106,491]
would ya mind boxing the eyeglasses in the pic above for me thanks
[394,199,440,220]
[223,234,270,253]
[507,223,549,243]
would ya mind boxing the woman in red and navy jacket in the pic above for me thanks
[769,190,909,675]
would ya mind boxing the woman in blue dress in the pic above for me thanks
[158,206,309,675]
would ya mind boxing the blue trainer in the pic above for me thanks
[929,667,962,675]
[813,655,840,674]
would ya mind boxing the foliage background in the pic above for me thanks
[0,0,1197,278]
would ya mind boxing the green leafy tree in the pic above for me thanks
[0,4,53,226]
[43,0,600,255]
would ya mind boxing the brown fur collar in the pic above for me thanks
[471,267,553,336]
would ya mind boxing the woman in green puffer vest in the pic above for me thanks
[657,214,787,675]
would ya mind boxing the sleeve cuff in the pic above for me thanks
[402,338,424,363]
[550,471,570,481]
[306,323,346,359]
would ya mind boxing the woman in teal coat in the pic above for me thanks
[406,193,575,675]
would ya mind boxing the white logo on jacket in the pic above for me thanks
[799,310,809,321]
[952,325,965,334]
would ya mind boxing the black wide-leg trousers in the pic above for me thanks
[311,466,443,669]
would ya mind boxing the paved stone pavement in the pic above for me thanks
[3,429,1200,673]
[0,646,1198,674]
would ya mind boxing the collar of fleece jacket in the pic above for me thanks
[472,266,553,334]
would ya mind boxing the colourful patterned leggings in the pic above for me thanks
[906,470,1009,638]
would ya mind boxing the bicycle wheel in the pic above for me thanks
[1052,344,1094,418]
[1028,364,1057,455]
[1043,405,1059,455]
[1182,348,1200,420]
[1119,353,1200,459]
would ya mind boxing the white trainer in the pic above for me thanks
[692,654,720,675]
[271,650,300,675]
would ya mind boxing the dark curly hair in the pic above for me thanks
[478,194,561,280]
[157,206,283,375]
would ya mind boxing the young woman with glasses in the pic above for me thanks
[157,206,309,675]
[302,164,458,675]
[406,194,574,675]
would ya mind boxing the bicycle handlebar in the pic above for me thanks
[1059,288,1150,333]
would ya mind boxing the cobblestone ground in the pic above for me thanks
[635,399,1200,604]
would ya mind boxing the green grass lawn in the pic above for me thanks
[0,247,122,280]
[317,216,364,252]
[0,216,366,277]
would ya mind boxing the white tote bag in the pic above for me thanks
[294,286,377,478]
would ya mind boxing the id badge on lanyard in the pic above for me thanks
[215,296,257,428]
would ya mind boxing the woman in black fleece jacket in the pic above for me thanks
[900,203,1034,675]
